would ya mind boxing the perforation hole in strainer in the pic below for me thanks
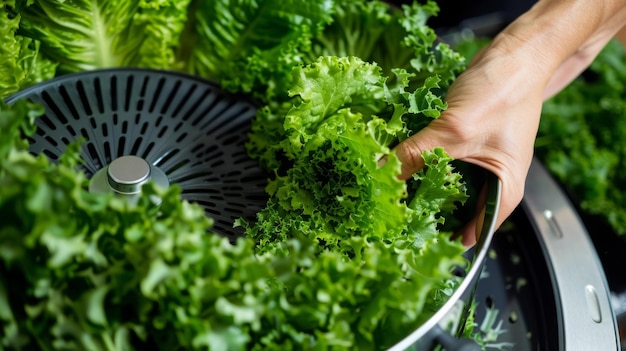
[8,68,269,241]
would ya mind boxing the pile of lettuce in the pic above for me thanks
[0,0,485,350]
[536,39,626,236]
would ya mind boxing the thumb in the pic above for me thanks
[392,126,449,180]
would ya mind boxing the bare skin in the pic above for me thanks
[393,0,626,246]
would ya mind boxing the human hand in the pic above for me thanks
[393,43,545,246]
[393,0,626,246]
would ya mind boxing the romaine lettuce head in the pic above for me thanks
[15,0,191,73]
[180,0,334,103]
[1,0,57,99]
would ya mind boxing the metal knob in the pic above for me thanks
[107,155,151,194]
[89,155,169,205]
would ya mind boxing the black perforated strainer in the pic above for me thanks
[7,68,268,241]
[7,67,510,351]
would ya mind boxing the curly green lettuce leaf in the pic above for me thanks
[305,0,406,70]
[537,39,626,235]
[250,234,465,351]
[243,107,409,255]
[238,53,470,348]
[0,100,274,351]
[306,1,465,88]
[407,148,468,246]
[284,55,386,156]
[180,0,334,103]
[15,0,191,73]
[242,55,467,250]
[0,0,57,99]
[2,98,468,351]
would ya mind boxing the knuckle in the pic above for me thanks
[395,136,428,168]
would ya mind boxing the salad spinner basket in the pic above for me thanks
[7,68,501,350]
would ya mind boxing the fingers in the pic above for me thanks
[393,118,467,180]
[393,133,428,180]
[393,116,528,248]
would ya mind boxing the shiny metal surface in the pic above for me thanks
[389,171,502,350]
[107,155,151,194]
[522,158,620,351]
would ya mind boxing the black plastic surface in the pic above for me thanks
[472,208,559,350]
[7,68,269,240]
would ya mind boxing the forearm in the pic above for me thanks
[477,0,626,99]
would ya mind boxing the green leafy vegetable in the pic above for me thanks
[0,0,57,99]
[238,52,470,349]
[14,0,191,73]
[241,56,467,253]
[0,99,466,351]
[536,39,626,235]
[179,0,334,103]
[1,0,484,350]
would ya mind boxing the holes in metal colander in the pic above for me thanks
[191,95,220,126]
[485,295,495,309]
[171,83,197,117]
[181,88,210,122]
[173,120,184,133]
[130,137,143,155]
[139,119,148,134]
[94,77,104,114]
[124,75,133,112]
[86,143,103,173]
[175,132,188,143]
[76,80,93,116]
[157,125,168,138]
[161,80,181,115]
[19,69,268,240]
[139,75,149,97]
[44,133,58,146]
[244,193,269,202]
[149,77,166,113]
[192,144,219,158]
[59,85,80,121]
[175,171,215,184]
[110,75,118,111]
[209,159,225,168]
[223,203,248,216]
[232,151,253,165]
[101,122,109,137]
[103,141,112,164]
[219,134,242,146]
[164,159,190,175]
[117,136,126,157]
[141,142,155,160]
[41,92,67,125]
[67,125,77,137]
[43,149,58,160]
[153,149,180,168]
